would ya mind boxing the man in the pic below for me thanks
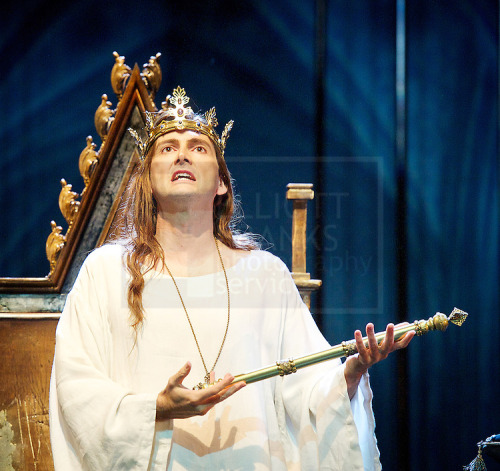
[49,86,413,470]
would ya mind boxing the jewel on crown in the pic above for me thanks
[128,86,233,161]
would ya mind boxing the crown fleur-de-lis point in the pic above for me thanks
[128,128,146,157]
[220,120,234,150]
[144,111,156,133]
[205,107,218,128]
[170,86,189,107]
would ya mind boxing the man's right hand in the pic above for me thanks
[156,362,246,421]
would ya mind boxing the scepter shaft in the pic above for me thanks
[230,308,467,386]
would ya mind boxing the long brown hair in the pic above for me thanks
[117,111,260,332]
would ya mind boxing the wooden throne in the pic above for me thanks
[0,52,320,470]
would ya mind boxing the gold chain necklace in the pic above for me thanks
[163,237,230,388]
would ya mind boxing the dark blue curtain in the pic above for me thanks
[1,1,498,469]
[406,1,500,469]
[322,2,403,466]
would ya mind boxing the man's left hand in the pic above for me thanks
[344,323,414,400]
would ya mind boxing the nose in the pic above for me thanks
[176,146,191,164]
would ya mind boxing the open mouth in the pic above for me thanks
[172,171,196,182]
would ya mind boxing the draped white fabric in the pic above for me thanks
[50,244,381,470]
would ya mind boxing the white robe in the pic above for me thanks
[49,244,381,470]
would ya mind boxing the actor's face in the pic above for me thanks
[150,130,227,210]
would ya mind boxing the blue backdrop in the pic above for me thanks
[1,1,498,469]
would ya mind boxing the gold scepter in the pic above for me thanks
[194,307,467,389]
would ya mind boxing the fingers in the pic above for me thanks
[355,323,379,356]
[355,323,399,364]
[378,323,394,356]
[199,383,245,409]
[394,330,415,349]
[158,368,246,420]
[366,323,380,352]
[383,323,415,351]
[170,362,192,387]
[197,374,245,404]
[349,322,415,377]
[219,380,246,400]
[371,323,415,352]
[354,329,368,361]
[192,377,246,417]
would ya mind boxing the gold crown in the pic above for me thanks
[128,86,234,160]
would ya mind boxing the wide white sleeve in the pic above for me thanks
[49,252,158,471]
[272,259,381,471]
